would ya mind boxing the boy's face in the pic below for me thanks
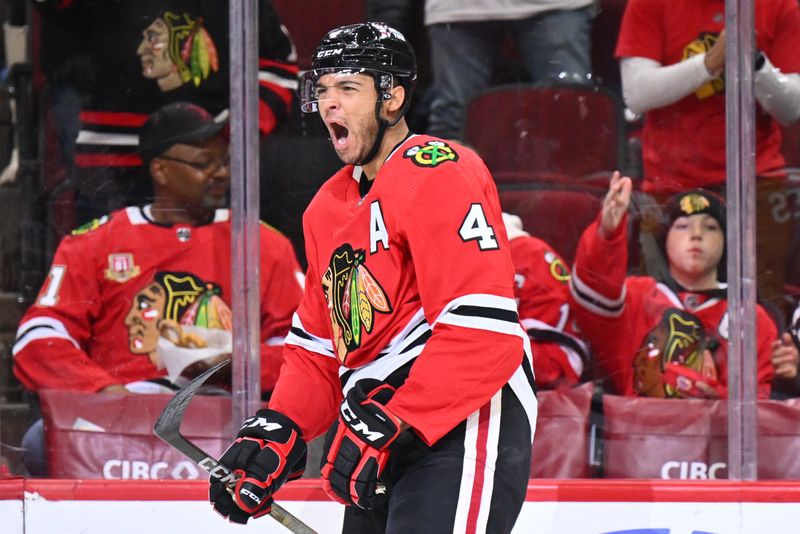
[315,72,381,165]
[666,214,724,280]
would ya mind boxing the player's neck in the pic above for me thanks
[362,121,409,180]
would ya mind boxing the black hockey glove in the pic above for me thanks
[321,379,402,509]
[209,408,306,524]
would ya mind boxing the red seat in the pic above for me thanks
[465,83,626,184]
[271,0,365,69]
[499,187,604,263]
[531,383,594,478]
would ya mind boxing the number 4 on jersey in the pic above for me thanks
[459,204,498,250]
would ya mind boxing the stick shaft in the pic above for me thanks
[153,361,317,533]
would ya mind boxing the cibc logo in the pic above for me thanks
[103,459,200,480]
[660,461,727,480]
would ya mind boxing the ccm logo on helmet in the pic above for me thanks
[341,400,385,442]
[317,48,343,58]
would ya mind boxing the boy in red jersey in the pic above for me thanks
[569,172,792,399]
[209,23,537,533]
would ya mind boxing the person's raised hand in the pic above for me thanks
[599,171,633,239]
[704,29,726,78]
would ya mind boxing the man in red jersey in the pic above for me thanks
[569,172,792,399]
[209,23,537,533]
[13,102,304,475]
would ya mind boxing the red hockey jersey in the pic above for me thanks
[568,216,775,398]
[270,135,538,446]
[509,234,589,388]
[13,206,303,393]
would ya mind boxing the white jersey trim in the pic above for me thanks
[76,130,139,147]
[434,293,520,336]
[452,391,503,534]
[284,314,336,359]
[13,317,80,355]
[340,308,429,395]
[258,71,299,90]
[569,269,627,318]
[521,317,586,377]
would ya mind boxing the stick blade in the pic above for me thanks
[153,359,230,441]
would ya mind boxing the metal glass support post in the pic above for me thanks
[725,0,758,481]
[229,0,262,425]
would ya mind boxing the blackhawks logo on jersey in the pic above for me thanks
[322,244,392,363]
[404,140,459,168]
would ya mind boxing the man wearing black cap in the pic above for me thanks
[12,102,303,475]
[568,172,794,399]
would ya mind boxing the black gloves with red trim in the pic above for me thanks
[321,379,403,509]
[209,409,307,524]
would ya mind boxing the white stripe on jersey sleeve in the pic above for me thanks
[569,269,627,318]
[434,293,520,336]
[284,313,336,358]
[13,317,81,355]
[258,71,299,90]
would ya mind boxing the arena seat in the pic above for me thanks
[531,382,594,478]
[465,82,626,185]
[271,0,365,69]
[602,395,800,479]
[498,186,604,263]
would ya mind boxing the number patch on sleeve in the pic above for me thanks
[459,204,499,250]
[38,265,67,307]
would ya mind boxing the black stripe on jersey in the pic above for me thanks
[399,330,432,354]
[15,324,55,343]
[290,327,314,341]
[520,353,537,397]
[340,358,416,390]
[571,281,624,316]
[448,305,519,324]
[78,122,141,135]
[14,324,55,346]
[527,328,589,364]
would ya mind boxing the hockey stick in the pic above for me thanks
[153,360,317,534]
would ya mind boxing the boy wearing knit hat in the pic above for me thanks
[568,172,794,398]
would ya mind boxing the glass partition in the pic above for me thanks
[0,0,798,487]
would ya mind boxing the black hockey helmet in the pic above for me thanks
[299,22,417,117]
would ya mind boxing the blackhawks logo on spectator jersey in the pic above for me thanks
[322,244,392,363]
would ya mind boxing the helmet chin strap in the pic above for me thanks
[354,80,405,167]
[353,99,395,167]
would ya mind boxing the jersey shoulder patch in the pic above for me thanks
[71,215,110,236]
[403,140,459,168]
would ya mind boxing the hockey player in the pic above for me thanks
[568,172,782,398]
[503,213,589,389]
[209,23,537,533]
[13,102,304,473]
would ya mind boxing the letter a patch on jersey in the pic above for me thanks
[321,244,392,363]
[404,140,458,168]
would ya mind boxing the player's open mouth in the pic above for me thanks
[329,122,349,147]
